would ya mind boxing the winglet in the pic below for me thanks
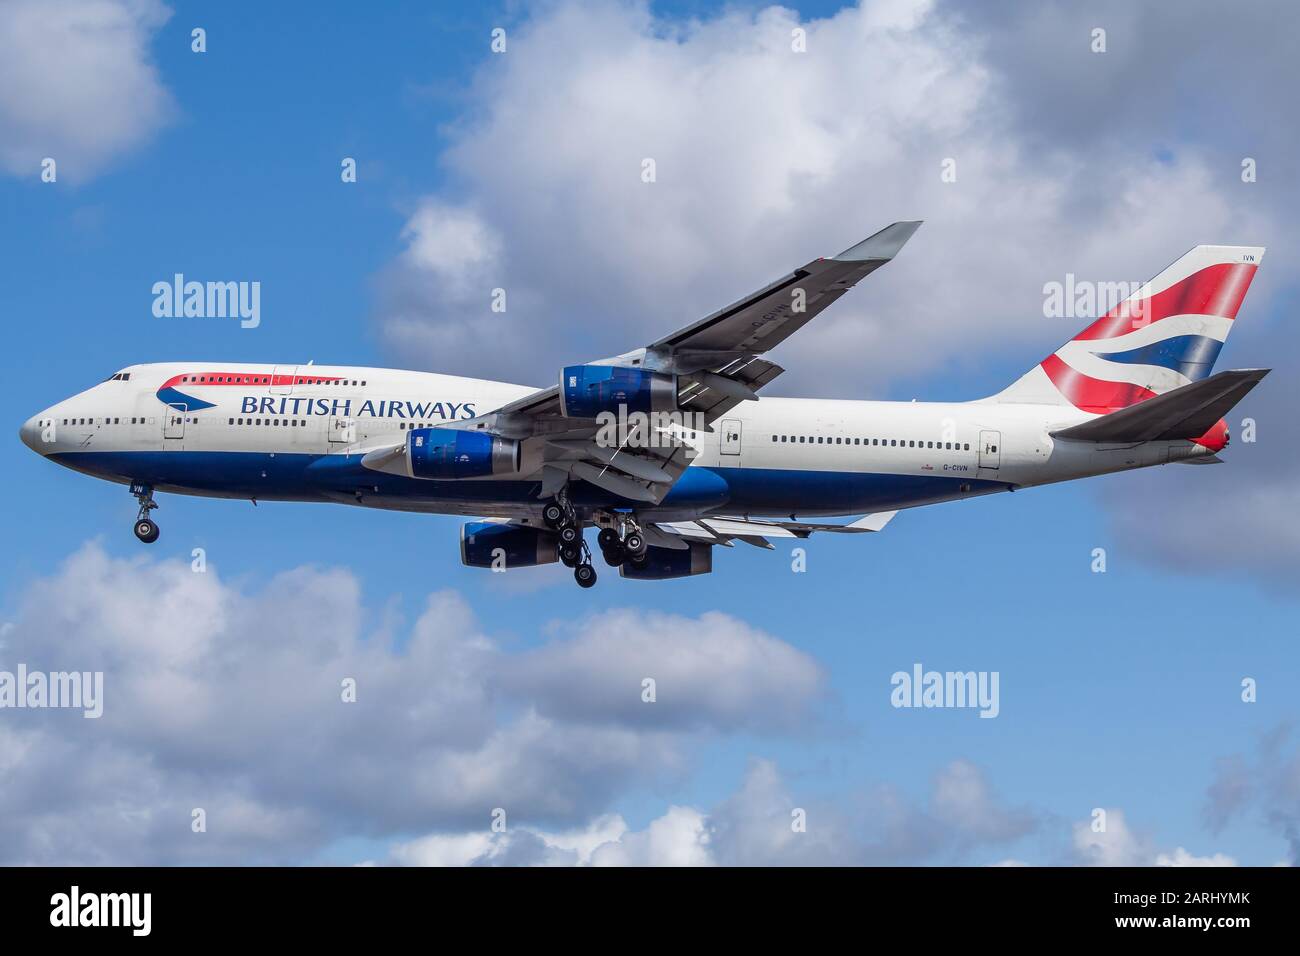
[848,511,898,532]
[833,221,922,262]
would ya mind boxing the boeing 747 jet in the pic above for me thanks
[20,222,1267,587]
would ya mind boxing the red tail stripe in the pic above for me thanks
[1073,262,1257,342]
[1040,354,1157,414]
[1195,419,1229,452]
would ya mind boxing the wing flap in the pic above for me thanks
[648,512,899,547]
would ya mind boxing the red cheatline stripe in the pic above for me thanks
[160,372,345,388]
[1072,262,1257,342]
[1041,354,1157,413]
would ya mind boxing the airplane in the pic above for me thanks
[19,222,1268,588]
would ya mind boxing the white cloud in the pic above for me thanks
[382,808,712,867]
[382,757,1037,866]
[0,542,823,864]
[1202,727,1300,865]
[1155,847,1237,867]
[373,0,1272,396]
[1072,809,1237,867]
[0,0,174,180]
[931,758,1037,845]
[589,807,713,866]
[499,608,825,732]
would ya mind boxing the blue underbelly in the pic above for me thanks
[49,450,1008,513]
[710,467,1006,514]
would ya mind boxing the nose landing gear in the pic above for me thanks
[130,483,160,544]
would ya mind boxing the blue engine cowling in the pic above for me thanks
[460,521,557,568]
[559,364,677,419]
[408,428,520,479]
[619,542,713,579]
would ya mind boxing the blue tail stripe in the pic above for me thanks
[1092,334,1224,381]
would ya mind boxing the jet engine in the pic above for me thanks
[619,542,713,579]
[559,364,677,419]
[460,521,557,568]
[408,427,520,480]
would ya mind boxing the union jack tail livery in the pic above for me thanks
[995,244,1264,412]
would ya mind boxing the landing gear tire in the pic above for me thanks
[628,550,648,568]
[542,502,565,528]
[558,524,580,546]
[601,542,626,567]
[130,483,160,544]
[624,531,646,557]
[574,563,597,588]
[559,544,581,567]
[597,527,620,551]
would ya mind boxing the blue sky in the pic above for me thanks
[1,0,1296,865]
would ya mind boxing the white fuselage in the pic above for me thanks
[20,361,1216,520]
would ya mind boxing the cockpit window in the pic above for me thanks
[106,372,131,381]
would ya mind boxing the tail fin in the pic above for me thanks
[993,245,1264,411]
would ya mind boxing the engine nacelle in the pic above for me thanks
[619,542,713,580]
[460,521,557,569]
[559,364,677,419]
[408,428,520,479]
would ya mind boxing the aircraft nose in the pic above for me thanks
[19,414,45,454]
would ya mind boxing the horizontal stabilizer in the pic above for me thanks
[1051,369,1268,443]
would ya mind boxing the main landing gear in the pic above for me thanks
[543,493,597,588]
[595,522,644,567]
[131,483,160,544]
[541,495,653,588]
[597,517,648,570]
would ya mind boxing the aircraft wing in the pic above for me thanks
[452,221,922,503]
[642,512,899,550]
